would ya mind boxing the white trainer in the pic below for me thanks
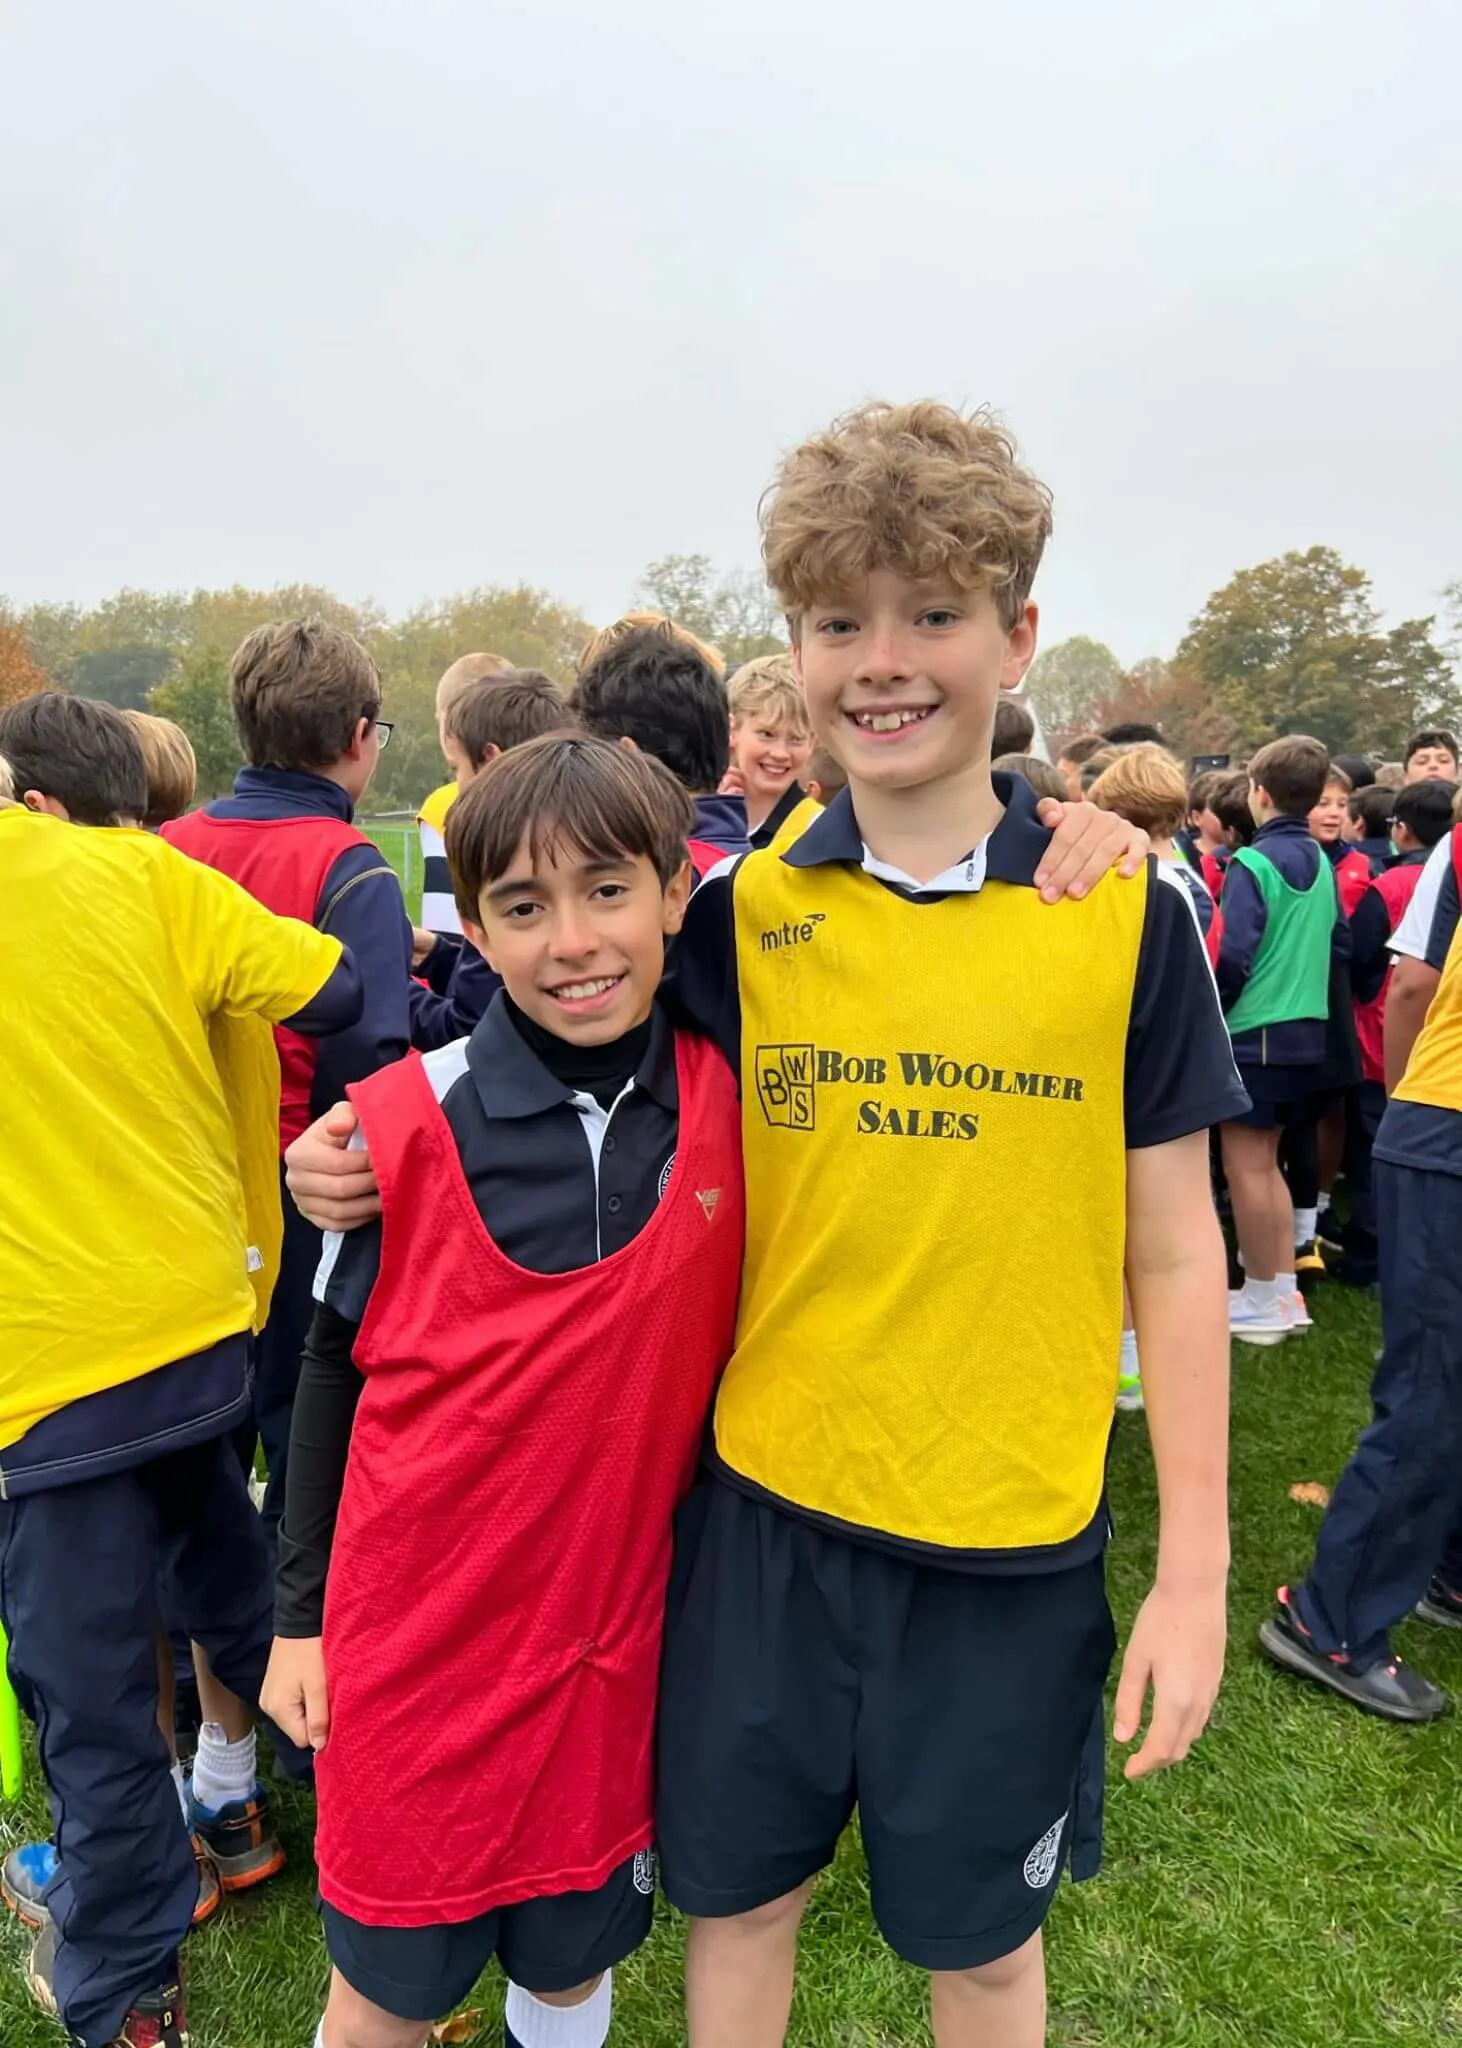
[1228,1290,1289,1347]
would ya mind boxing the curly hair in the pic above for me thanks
[761,400,1053,630]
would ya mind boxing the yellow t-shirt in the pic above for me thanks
[1394,913,1462,1115]
[0,811,342,1449]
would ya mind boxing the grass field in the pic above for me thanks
[4,1287,1461,2047]
[361,820,423,922]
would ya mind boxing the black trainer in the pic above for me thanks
[1258,1586,1448,1724]
[1416,1576,1462,1631]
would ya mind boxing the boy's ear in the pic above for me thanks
[999,602,1039,691]
[618,735,640,756]
[25,790,69,820]
[476,743,502,772]
[662,858,694,935]
[461,915,490,963]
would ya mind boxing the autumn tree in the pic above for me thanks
[1176,548,1458,757]
[0,624,48,710]
[634,555,785,670]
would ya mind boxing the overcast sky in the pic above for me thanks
[3,0,1458,664]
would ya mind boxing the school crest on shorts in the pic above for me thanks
[1023,1812,1068,1890]
[632,1847,658,1895]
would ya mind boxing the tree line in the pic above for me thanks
[1,547,1457,801]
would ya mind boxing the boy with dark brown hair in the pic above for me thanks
[1216,736,1345,1344]
[264,735,745,2048]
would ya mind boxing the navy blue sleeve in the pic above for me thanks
[308,844,413,1113]
[660,859,741,1077]
[1214,860,1267,1010]
[1126,865,1250,1148]
[281,951,362,1035]
[1348,884,1390,1003]
[1424,860,1461,974]
[274,1303,364,1637]
[419,934,461,997]
[408,943,504,1052]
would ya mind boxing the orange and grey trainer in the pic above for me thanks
[184,1782,286,1893]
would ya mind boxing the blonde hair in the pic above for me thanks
[1087,742,1188,839]
[578,610,724,681]
[0,754,14,806]
[121,709,197,827]
[436,652,511,720]
[761,400,1053,629]
[728,654,808,732]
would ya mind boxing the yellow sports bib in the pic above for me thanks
[714,850,1148,1554]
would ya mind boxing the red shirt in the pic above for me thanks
[315,1034,745,1925]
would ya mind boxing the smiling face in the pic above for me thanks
[1308,780,1349,844]
[466,833,690,1046]
[792,570,1036,802]
[730,712,813,820]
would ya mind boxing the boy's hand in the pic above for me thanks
[261,1636,331,1752]
[285,1104,381,1229]
[1033,799,1148,903]
[1113,1578,1227,1779]
[718,766,746,797]
[411,925,438,970]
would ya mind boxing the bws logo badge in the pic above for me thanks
[1023,1811,1068,1890]
[755,1044,816,1129]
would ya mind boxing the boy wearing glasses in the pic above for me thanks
[164,619,411,1626]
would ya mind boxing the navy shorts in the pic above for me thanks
[1229,1061,1323,1131]
[322,1854,656,2019]
[656,1475,1114,1972]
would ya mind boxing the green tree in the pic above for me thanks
[150,648,241,799]
[1025,636,1122,741]
[633,555,785,670]
[1176,547,1459,756]
[67,645,176,710]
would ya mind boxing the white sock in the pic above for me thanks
[1316,1194,1332,1222]
[1119,1329,1140,1377]
[170,1761,188,1821]
[1293,1206,1318,1245]
[1276,1269,1297,1297]
[504,1974,612,2048]
[312,2025,324,2048]
[1244,1275,1280,1312]
[191,1723,256,1811]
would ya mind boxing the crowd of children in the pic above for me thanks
[1,396,1459,2048]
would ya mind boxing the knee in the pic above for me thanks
[324,1974,430,2048]
[938,1928,1043,1997]
[695,1879,815,1943]
[531,1975,603,2010]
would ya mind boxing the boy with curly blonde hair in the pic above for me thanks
[655,401,1242,2048]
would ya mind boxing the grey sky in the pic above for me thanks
[3,0,1458,665]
